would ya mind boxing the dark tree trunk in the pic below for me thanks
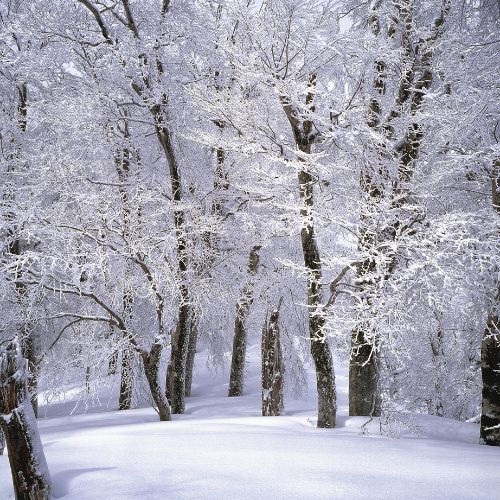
[348,1,387,418]
[165,360,174,404]
[298,169,336,428]
[228,245,261,397]
[280,76,337,428]
[480,301,500,446]
[262,300,284,416]
[21,334,39,418]
[8,82,40,419]
[349,243,381,417]
[184,309,199,397]
[116,142,136,411]
[480,160,500,446]
[429,319,445,417]
[141,342,171,422]
[481,300,500,446]
[0,338,51,500]
[169,294,191,413]
[349,331,381,416]
[118,290,135,411]
[118,345,134,410]
[108,349,118,375]
[155,120,192,415]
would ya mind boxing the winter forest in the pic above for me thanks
[0,0,499,498]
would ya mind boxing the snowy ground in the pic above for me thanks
[1,344,500,499]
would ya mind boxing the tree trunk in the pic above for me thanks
[349,236,381,416]
[0,428,4,455]
[262,300,284,416]
[8,82,40,419]
[118,345,134,410]
[141,342,171,422]
[298,168,336,428]
[228,245,261,397]
[480,160,500,446]
[118,287,134,411]
[155,121,192,415]
[0,338,51,500]
[349,330,381,416]
[21,333,39,418]
[480,299,500,446]
[184,309,199,397]
[116,142,135,411]
[280,76,337,428]
[108,349,118,375]
[169,293,191,414]
[430,319,445,417]
[349,0,446,418]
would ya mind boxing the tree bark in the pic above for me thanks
[349,331,381,416]
[480,160,500,446]
[299,168,336,428]
[115,140,136,411]
[118,288,134,411]
[108,348,118,375]
[349,225,381,416]
[168,293,190,414]
[280,77,337,428]
[21,334,39,418]
[480,297,500,446]
[0,338,51,500]
[262,300,284,416]
[228,245,261,397]
[141,342,171,421]
[152,107,192,415]
[0,427,5,455]
[118,343,134,411]
[184,309,199,397]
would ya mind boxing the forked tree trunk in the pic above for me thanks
[155,120,192,415]
[480,160,500,446]
[350,0,449,417]
[0,338,51,500]
[228,245,261,397]
[262,300,284,416]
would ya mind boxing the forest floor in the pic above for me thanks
[1,343,500,499]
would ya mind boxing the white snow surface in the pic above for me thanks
[1,344,500,499]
